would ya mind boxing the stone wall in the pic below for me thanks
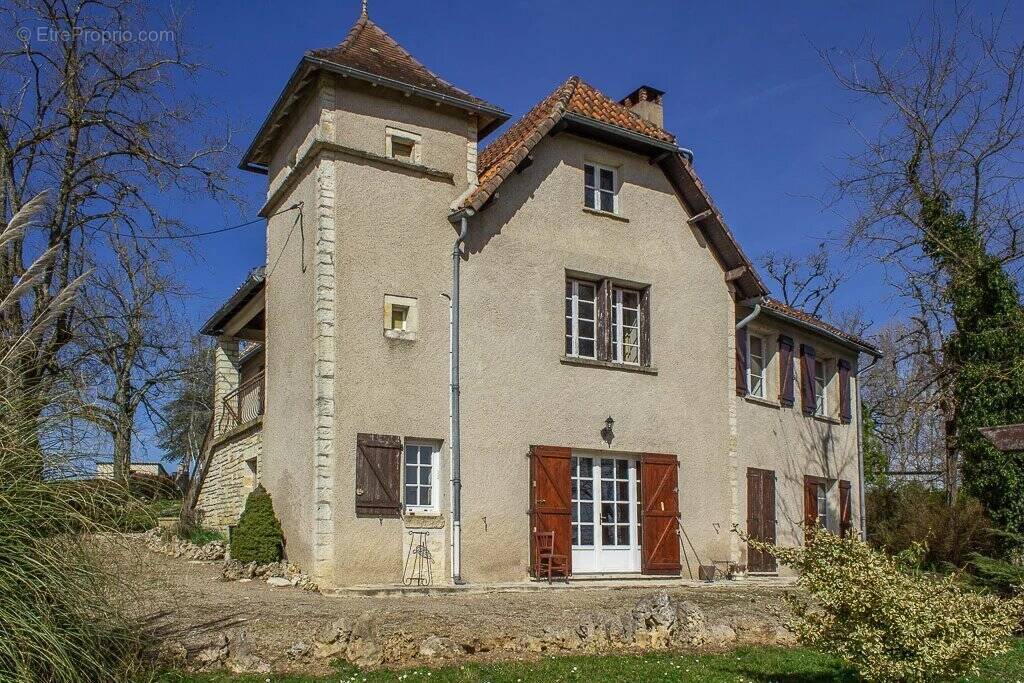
[197,421,263,533]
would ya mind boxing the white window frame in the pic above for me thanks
[815,482,827,528]
[403,441,439,515]
[814,359,829,417]
[386,126,422,165]
[612,286,641,365]
[747,333,767,399]
[584,162,618,214]
[565,279,597,359]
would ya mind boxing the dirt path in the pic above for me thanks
[118,542,793,673]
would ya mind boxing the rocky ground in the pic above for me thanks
[115,538,797,675]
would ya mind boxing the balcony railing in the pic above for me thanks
[217,371,265,435]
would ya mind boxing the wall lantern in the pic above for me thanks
[601,416,615,446]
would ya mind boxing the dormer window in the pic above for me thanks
[584,163,617,214]
[386,127,421,164]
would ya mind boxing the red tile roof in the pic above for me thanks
[309,13,494,109]
[762,298,879,354]
[464,76,675,213]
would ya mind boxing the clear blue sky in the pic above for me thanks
[175,0,1019,338]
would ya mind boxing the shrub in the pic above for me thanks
[230,485,283,564]
[867,483,996,568]
[748,529,1024,682]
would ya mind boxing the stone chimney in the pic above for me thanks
[620,85,666,128]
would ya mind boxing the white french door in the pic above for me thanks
[571,453,641,573]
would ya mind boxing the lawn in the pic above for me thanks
[156,641,1024,683]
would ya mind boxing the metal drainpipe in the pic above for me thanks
[854,353,881,538]
[735,297,765,330]
[449,213,471,585]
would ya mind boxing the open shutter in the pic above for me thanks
[355,433,401,518]
[778,335,794,407]
[735,328,748,396]
[639,287,652,367]
[839,480,852,537]
[529,445,572,576]
[838,359,852,424]
[640,453,681,575]
[800,344,816,415]
[596,280,612,362]
[803,477,819,532]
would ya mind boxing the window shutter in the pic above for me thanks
[838,359,852,424]
[778,335,795,407]
[355,433,402,518]
[640,287,651,367]
[800,344,816,415]
[735,327,748,396]
[596,279,612,362]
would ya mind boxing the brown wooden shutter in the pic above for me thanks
[355,433,402,518]
[735,328,748,396]
[839,479,852,537]
[529,445,572,576]
[778,335,795,407]
[803,477,818,534]
[596,280,612,361]
[640,287,651,367]
[640,453,681,575]
[745,468,777,572]
[800,344,816,415]
[838,359,852,424]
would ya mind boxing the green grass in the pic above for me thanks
[181,525,224,546]
[153,641,1024,683]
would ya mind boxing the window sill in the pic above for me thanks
[813,414,842,425]
[582,207,630,223]
[384,329,417,341]
[744,395,780,410]
[560,355,657,375]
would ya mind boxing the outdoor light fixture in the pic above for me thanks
[601,416,615,445]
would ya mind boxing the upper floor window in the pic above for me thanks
[565,279,597,358]
[404,441,438,514]
[386,126,421,164]
[584,163,617,214]
[814,359,829,416]
[612,287,641,365]
[748,334,766,399]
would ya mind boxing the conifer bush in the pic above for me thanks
[230,485,284,564]
[748,529,1024,682]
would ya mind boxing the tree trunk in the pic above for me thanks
[112,418,132,485]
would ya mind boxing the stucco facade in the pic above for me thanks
[199,13,878,588]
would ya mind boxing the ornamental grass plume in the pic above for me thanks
[747,528,1024,682]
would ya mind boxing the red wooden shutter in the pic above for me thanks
[735,328,748,396]
[640,287,652,367]
[800,344,816,415]
[803,477,819,534]
[778,335,794,407]
[529,446,572,576]
[355,433,402,518]
[746,468,777,572]
[640,453,681,575]
[838,359,852,424]
[839,480,852,537]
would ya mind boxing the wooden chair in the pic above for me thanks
[534,531,569,583]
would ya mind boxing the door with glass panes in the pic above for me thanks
[570,453,641,572]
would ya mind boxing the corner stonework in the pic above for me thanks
[312,76,339,584]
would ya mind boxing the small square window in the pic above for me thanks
[391,138,415,162]
[384,295,418,340]
[386,127,421,165]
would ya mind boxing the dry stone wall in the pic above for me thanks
[196,424,263,533]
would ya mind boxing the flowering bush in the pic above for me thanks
[748,529,1024,682]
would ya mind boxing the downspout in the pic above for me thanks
[449,212,472,585]
[854,353,881,539]
[731,295,765,564]
[735,297,765,330]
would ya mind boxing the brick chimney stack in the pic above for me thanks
[620,85,666,129]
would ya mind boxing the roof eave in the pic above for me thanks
[561,112,678,155]
[200,273,266,337]
[239,60,317,173]
[759,306,882,358]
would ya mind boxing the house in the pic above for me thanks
[194,9,880,588]
[96,460,171,479]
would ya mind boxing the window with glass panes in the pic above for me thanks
[565,279,597,358]
[600,459,631,546]
[814,482,827,527]
[814,360,828,416]
[584,163,617,213]
[748,334,766,398]
[403,442,436,513]
[571,456,594,547]
[612,287,641,364]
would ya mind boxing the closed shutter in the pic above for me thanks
[778,335,795,407]
[735,328,748,396]
[838,359,852,424]
[355,433,402,518]
[529,445,572,576]
[640,287,652,367]
[640,453,681,575]
[746,468,777,572]
[800,344,816,415]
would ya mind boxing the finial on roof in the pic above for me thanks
[361,0,368,16]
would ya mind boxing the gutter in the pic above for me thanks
[760,307,881,358]
[448,211,473,584]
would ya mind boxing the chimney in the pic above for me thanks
[620,85,665,128]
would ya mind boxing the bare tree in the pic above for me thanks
[67,240,185,483]
[156,335,213,488]
[0,0,232,429]
[824,5,1024,497]
[760,243,849,318]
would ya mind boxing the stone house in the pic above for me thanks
[194,10,880,588]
